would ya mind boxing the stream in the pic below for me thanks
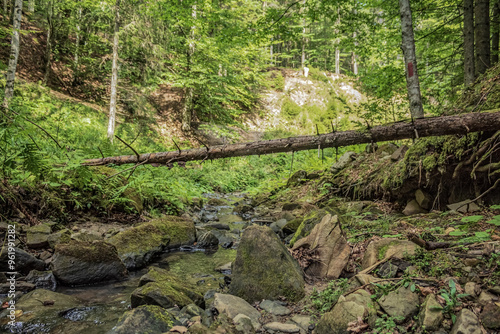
[1,193,257,334]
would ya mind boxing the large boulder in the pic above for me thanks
[0,247,45,274]
[361,238,419,269]
[229,225,305,303]
[51,240,127,285]
[108,216,195,269]
[316,290,377,334]
[292,214,350,279]
[109,305,175,334]
[289,209,329,247]
[131,267,204,309]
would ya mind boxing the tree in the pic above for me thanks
[475,0,490,74]
[43,0,54,85]
[2,0,23,110]
[399,0,424,119]
[464,0,475,85]
[107,0,121,143]
[492,0,499,65]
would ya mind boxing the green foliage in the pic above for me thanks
[309,279,349,313]
[431,280,468,323]
[373,314,405,334]
[281,97,302,119]
[487,215,500,226]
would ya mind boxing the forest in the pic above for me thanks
[0,0,499,333]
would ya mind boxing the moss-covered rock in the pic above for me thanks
[26,223,52,248]
[109,305,174,334]
[108,216,195,269]
[51,240,127,285]
[229,225,305,303]
[361,238,419,269]
[281,218,302,235]
[289,209,329,247]
[47,229,71,248]
[131,267,204,309]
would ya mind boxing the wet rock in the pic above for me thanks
[450,308,483,334]
[282,218,302,235]
[51,240,127,285]
[0,281,35,294]
[316,290,375,334]
[259,300,291,316]
[108,216,195,269]
[330,152,357,173]
[213,293,261,331]
[0,247,45,274]
[197,231,219,249]
[391,145,408,161]
[234,203,253,214]
[415,189,432,210]
[263,322,301,333]
[447,200,480,213]
[179,304,204,318]
[276,219,288,229]
[215,262,232,273]
[8,288,80,313]
[47,229,71,248]
[210,229,237,246]
[229,225,304,303]
[403,199,427,216]
[132,267,204,309]
[207,198,228,206]
[361,238,419,269]
[418,294,443,331]
[205,223,230,230]
[481,302,500,329]
[292,214,350,279]
[71,231,102,242]
[378,286,419,322]
[26,224,52,248]
[109,305,174,334]
[26,270,57,291]
[287,170,308,187]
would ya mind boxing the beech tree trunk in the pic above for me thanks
[2,0,23,110]
[335,8,340,75]
[464,0,475,85]
[492,0,500,65]
[475,0,491,74]
[28,0,34,13]
[43,0,53,85]
[3,0,7,20]
[399,0,424,119]
[83,111,500,166]
[107,0,120,143]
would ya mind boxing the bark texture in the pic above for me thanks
[83,111,500,166]
[475,0,491,74]
[464,0,475,85]
[107,0,121,143]
[2,0,23,110]
[399,0,424,119]
[492,0,500,65]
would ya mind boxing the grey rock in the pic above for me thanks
[26,270,57,291]
[378,261,398,278]
[26,224,52,248]
[331,152,357,173]
[290,315,312,330]
[51,240,127,285]
[71,231,102,242]
[108,305,174,334]
[478,291,499,306]
[263,322,300,333]
[362,238,419,269]
[197,231,219,249]
[450,308,483,334]
[403,199,427,216]
[415,189,432,210]
[213,293,261,330]
[47,229,71,248]
[234,314,256,334]
[418,294,443,331]
[276,219,288,229]
[480,302,500,329]
[229,225,304,303]
[260,300,291,316]
[378,287,419,322]
[0,247,45,274]
[447,200,480,213]
[391,145,408,161]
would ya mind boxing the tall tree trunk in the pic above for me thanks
[475,0,491,74]
[3,0,8,21]
[2,0,23,110]
[335,8,340,75]
[464,0,475,85]
[492,0,500,64]
[107,0,120,143]
[301,19,306,68]
[182,4,196,132]
[43,0,53,85]
[399,0,424,119]
[28,0,34,13]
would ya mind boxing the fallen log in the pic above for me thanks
[83,111,500,166]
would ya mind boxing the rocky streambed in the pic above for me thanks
[1,191,500,334]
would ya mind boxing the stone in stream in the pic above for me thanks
[109,305,175,334]
[107,216,196,269]
[26,223,52,248]
[197,231,219,249]
[0,247,45,274]
[51,240,127,285]
[26,270,57,291]
[292,214,350,279]
[47,229,71,248]
[212,293,261,331]
[131,267,204,309]
[229,225,304,303]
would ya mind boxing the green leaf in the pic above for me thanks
[410,283,416,292]
[487,215,500,226]
[460,215,484,223]
[490,205,500,210]
[48,182,61,187]
[449,231,467,236]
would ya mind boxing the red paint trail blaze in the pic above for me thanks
[408,62,414,77]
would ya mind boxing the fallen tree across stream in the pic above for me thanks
[83,110,500,166]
